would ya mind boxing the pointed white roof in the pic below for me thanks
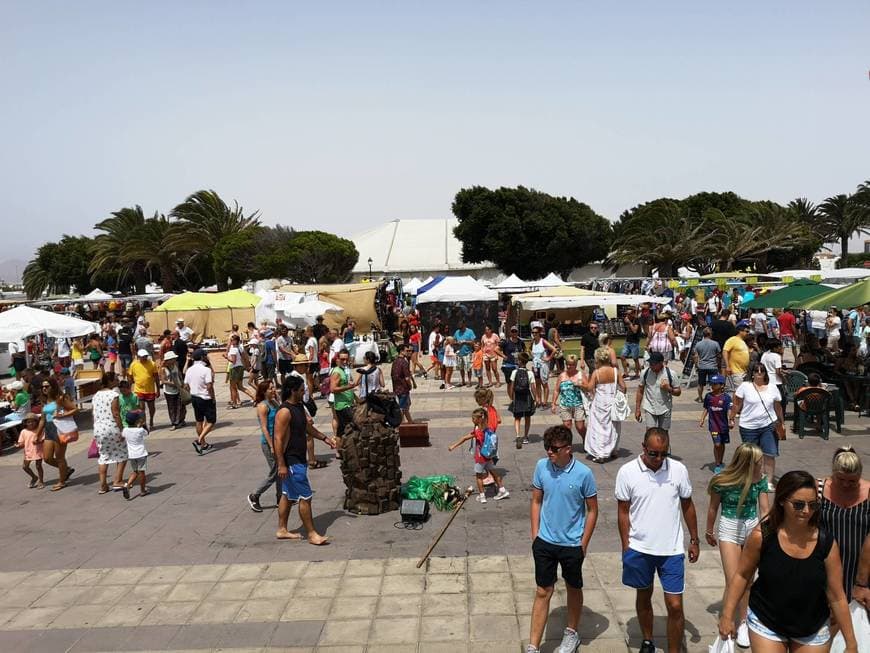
[352,219,493,274]
[528,272,569,288]
[492,274,530,291]
[416,276,498,304]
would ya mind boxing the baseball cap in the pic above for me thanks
[509,325,519,332]
[710,374,725,385]
[137,349,150,357]
[192,348,206,361]
[648,352,665,364]
[736,320,750,331]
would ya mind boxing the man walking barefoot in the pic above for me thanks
[527,425,598,653]
[274,375,336,545]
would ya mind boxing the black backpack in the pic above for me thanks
[514,368,531,395]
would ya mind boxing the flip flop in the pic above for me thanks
[51,483,65,492]
[98,488,109,495]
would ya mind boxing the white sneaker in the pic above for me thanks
[736,621,750,648]
[494,488,510,501]
[475,493,487,503]
[557,627,580,653]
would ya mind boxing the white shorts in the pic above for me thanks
[474,460,495,474]
[717,515,758,546]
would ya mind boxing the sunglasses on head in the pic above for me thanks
[644,449,669,459]
[545,443,570,453]
[787,500,819,512]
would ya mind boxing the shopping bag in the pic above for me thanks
[708,635,735,653]
[611,390,631,421]
[87,439,99,459]
[830,600,870,653]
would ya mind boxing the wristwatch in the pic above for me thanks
[689,537,700,545]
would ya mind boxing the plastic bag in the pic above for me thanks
[403,475,458,511]
[830,600,870,653]
[87,439,99,459]
[708,635,735,653]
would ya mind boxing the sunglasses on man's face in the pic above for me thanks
[644,449,669,459]
[787,500,819,512]
[545,443,571,453]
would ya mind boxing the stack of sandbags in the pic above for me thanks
[340,418,402,515]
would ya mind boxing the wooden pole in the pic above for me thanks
[416,486,474,569]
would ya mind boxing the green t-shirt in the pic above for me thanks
[119,392,140,427]
[713,477,769,519]
[14,391,29,409]
[331,366,355,412]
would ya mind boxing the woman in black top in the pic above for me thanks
[720,470,857,651]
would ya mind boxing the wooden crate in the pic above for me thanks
[398,422,430,447]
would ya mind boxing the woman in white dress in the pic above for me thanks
[582,347,626,463]
[91,372,128,494]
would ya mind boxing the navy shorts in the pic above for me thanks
[396,393,411,410]
[119,354,132,368]
[281,463,313,501]
[697,368,718,388]
[533,537,583,589]
[709,430,730,445]
[191,396,217,424]
[622,548,685,594]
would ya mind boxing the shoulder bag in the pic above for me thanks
[754,384,785,440]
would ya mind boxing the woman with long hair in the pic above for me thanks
[480,324,501,387]
[408,324,427,378]
[719,470,858,652]
[40,379,76,491]
[730,362,785,485]
[551,355,586,448]
[817,447,869,604]
[582,347,625,463]
[646,311,677,360]
[706,443,770,647]
[530,326,556,407]
[246,379,282,513]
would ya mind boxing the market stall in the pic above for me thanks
[145,289,260,341]
[415,276,499,336]
[276,283,380,331]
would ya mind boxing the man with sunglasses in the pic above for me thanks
[527,425,598,653]
[615,428,700,653]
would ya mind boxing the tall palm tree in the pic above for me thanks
[816,193,869,267]
[90,206,150,293]
[170,190,261,290]
[123,214,181,292]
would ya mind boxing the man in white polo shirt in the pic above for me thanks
[615,428,700,653]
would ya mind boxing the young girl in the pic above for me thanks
[706,443,769,648]
[71,338,85,371]
[16,413,44,488]
[474,387,501,485]
[408,324,427,378]
[121,410,149,499]
[530,327,557,407]
[551,354,586,446]
[471,341,484,388]
[442,336,457,390]
[509,351,535,449]
[447,407,509,503]
[427,324,443,381]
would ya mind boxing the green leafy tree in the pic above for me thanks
[23,236,100,299]
[170,190,262,290]
[452,186,612,279]
[265,230,359,283]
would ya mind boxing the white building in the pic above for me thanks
[350,218,643,284]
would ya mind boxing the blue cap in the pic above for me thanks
[736,320,750,330]
[710,374,725,385]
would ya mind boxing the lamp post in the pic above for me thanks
[367,257,373,281]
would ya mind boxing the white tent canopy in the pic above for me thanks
[768,268,870,281]
[514,293,671,311]
[403,277,425,295]
[0,306,99,342]
[255,290,344,328]
[82,288,113,301]
[527,272,569,288]
[492,274,530,291]
[416,276,498,304]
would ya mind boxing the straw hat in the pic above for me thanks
[292,354,312,365]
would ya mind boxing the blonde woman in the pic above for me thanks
[706,443,770,647]
[597,332,618,367]
[551,355,586,446]
[581,347,625,463]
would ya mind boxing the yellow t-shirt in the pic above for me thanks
[723,336,750,376]
[129,359,158,395]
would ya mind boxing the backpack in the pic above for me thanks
[513,368,531,395]
[479,428,498,459]
[643,367,674,388]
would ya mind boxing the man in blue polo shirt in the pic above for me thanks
[527,425,598,653]
[453,318,476,387]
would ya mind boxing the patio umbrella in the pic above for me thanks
[798,278,870,311]
[742,279,834,309]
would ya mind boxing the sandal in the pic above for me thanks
[308,460,328,470]
[98,487,110,495]
[51,483,65,492]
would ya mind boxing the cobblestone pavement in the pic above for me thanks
[0,364,867,651]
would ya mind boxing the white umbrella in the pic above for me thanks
[0,306,99,342]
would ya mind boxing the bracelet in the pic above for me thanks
[689,538,700,545]
[705,531,714,536]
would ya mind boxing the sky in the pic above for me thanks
[2,1,869,266]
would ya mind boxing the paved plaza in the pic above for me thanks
[0,367,867,652]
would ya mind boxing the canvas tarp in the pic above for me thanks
[145,289,261,341]
[276,283,379,330]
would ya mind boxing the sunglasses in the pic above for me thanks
[545,443,571,453]
[644,449,669,459]
[787,500,819,512]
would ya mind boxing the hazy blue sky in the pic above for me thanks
[2,1,869,261]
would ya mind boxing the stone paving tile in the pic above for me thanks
[281,597,332,621]
[318,618,372,645]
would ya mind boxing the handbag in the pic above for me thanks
[178,387,193,406]
[708,635,735,653]
[611,389,631,422]
[754,384,786,440]
[87,438,99,459]
[830,600,870,652]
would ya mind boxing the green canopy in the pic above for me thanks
[798,278,870,311]
[154,289,260,311]
[742,279,832,309]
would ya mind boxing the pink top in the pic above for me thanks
[481,333,500,356]
[17,429,44,461]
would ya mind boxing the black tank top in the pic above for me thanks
[278,401,308,466]
[748,525,833,638]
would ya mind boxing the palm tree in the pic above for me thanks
[22,256,53,299]
[170,190,261,290]
[123,214,181,292]
[90,206,150,293]
[816,193,870,267]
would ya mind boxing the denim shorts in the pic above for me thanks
[622,548,685,594]
[746,607,830,646]
[621,342,641,359]
[739,424,778,457]
[396,393,410,410]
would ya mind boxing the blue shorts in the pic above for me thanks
[119,354,133,368]
[396,393,410,410]
[621,342,641,359]
[622,548,685,594]
[709,430,730,445]
[747,608,830,646]
[281,463,313,501]
[697,368,718,388]
[739,424,778,457]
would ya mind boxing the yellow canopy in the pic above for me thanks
[145,290,261,341]
[155,289,260,311]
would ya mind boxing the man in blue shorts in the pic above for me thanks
[527,425,598,653]
[615,428,700,653]
[620,307,643,379]
[273,375,337,545]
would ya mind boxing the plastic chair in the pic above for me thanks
[782,370,808,418]
[796,388,831,440]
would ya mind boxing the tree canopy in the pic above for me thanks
[452,186,613,279]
